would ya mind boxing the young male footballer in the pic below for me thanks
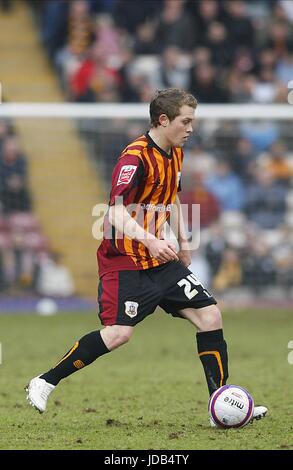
[26,88,267,425]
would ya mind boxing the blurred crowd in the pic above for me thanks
[180,124,293,299]
[25,0,293,104]
[0,119,74,296]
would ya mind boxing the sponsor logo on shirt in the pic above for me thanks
[117,165,138,186]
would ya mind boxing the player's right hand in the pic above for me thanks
[144,238,179,263]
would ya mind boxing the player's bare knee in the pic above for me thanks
[200,305,222,331]
[101,325,133,350]
[116,326,133,346]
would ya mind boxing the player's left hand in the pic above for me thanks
[177,249,191,267]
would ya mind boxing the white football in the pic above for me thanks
[209,385,254,429]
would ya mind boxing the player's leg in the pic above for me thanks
[158,262,267,423]
[180,305,267,423]
[179,305,229,396]
[25,325,133,413]
[37,268,139,387]
[26,269,161,412]
[157,261,228,396]
[39,324,133,386]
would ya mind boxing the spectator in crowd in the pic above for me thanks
[66,0,94,56]
[189,63,230,103]
[224,0,255,50]
[240,120,280,152]
[227,72,255,103]
[252,67,277,103]
[93,13,125,61]
[182,143,217,182]
[189,248,212,289]
[251,66,285,103]
[0,119,11,151]
[118,49,144,102]
[213,247,242,292]
[244,168,287,229]
[152,46,191,90]
[113,0,159,35]
[190,0,222,40]
[133,21,160,55]
[36,251,75,297]
[202,21,233,69]
[275,52,293,85]
[272,225,293,290]
[212,121,240,155]
[192,46,212,68]
[205,223,227,278]
[156,0,196,52]
[228,138,257,182]
[260,140,292,185]
[0,219,14,291]
[263,20,293,60]
[180,171,220,229]
[0,136,31,214]
[40,0,68,61]
[55,0,94,90]
[242,239,276,291]
[205,160,245,211]
[70,42,121,102]
[253,48,277,77]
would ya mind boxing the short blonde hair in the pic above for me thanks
[150,88,197,127]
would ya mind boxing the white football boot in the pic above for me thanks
[25,376,55,413]
[251,405,268,422]
[209,405,268,427]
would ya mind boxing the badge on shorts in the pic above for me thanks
[117,165,137,186]
[125,301,139,318]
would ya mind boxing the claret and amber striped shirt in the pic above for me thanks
[97,133,183,277]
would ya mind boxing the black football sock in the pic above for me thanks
[196,328,229,396]
[40,330,110,386]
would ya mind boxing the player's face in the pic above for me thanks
[165,105,195,147]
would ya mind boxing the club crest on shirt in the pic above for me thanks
[125,301,139,318]
[117,165,137,186]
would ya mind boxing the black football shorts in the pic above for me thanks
[98,260,217,327]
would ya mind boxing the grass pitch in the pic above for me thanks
[0,308,292,450]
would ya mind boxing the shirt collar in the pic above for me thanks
[145,132,172,160]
